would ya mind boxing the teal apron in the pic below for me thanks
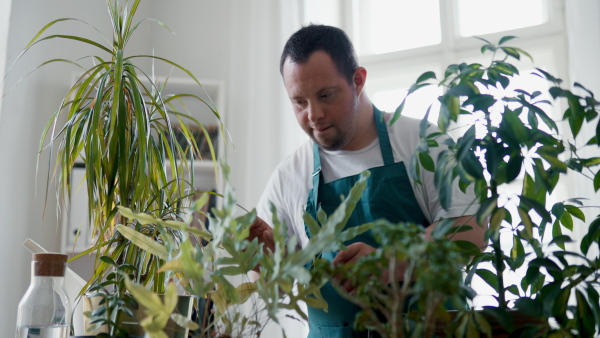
[305,107,429,338]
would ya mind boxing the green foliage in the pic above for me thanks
[333,220,470,338]
[118,165,374,337]
[84,256,139,337]
[394,36,600,336]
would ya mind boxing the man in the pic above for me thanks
[249,24,485,338]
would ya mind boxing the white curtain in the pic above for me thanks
[0,0,12,120]
[227,1,308,337]
[564,1,600,245]
[227,0,306,210]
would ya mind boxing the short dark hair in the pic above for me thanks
[280,24,359,84]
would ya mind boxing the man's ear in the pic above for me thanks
[353,67,367,95]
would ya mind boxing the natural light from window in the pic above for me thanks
[372,86,442,124]
[457,0,547,37]
[356,0,441,55]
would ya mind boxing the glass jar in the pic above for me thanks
[16,253,71,338]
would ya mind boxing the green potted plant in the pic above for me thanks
[14,0,223,335]
[118,165,375,337]
[394,36,600,336]
[332,219,472,338]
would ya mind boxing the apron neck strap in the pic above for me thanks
[374,106,395,166]
[311,142,322,215]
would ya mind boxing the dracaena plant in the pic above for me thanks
[11,0,223,334]
[15,0,220,292]
[118,165,374,338]
[396,36,600,336]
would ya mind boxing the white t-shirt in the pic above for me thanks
[256,113,479,249]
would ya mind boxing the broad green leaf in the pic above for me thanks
[446,84,474,97]
[453,240,481,257]
[476,196,497,226]
[489,207,507,235]
[448,95,460,122]
[472,310,493,338]
[124,277,164,313]
[520,196,552,223]
[158,259,184,273]
[389,98,406,126]
[304,295,327,309]
[408,152,422,184]
[581,218,600,255]
[511,234,525,260]
[549,234,572,247]
[99,256,117,266]
[576,290,596,337]
[419,152,435,172]
[476,268,499,291]
[560,211,574,231]
[116,224,168,260]
[304,213,321,238]
[170,313,199,331]
[432,218,455,239]
[514,297,542,317]
[506,285,520,296]
[236,282,258,304]
[501,47,520,60]
[118,206,161,225]
[517,207,534,240]
[416,71,437,84]
[498,36,518,45]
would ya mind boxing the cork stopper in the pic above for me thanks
[33,253,68,277]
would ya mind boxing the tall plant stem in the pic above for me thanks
[491,229,506,308]
[489,180,506,308]
[485,107,507,309]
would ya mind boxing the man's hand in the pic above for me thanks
[248,216,275,254]
[332,242,380,295]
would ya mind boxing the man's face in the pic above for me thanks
[282,51,361,151]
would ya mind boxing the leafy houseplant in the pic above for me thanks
[84,256,139,337]
[118,165,375,338]
[393,36,600,336]
[334,220,472,338]
[16,0,222,334]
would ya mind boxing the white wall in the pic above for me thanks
[0,0,12,120]
[1,0,115,331]
[564,1,600,247]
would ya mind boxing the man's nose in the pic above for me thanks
[307,103,324,123]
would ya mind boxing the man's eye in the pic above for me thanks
[321,92,334,101]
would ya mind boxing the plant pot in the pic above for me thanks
[435,309,547,337]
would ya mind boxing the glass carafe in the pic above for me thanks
[16,253,71,338]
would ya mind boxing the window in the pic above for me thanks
[457,0,548,37]
[354,0,442,55]
[302,0,566,121]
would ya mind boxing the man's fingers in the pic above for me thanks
[332,243,361,265]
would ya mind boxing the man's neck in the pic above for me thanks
[342,97,377,151]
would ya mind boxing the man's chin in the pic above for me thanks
[312,137,345,151]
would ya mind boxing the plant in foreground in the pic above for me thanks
[118,165,374,337]
[398,36,600,336]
